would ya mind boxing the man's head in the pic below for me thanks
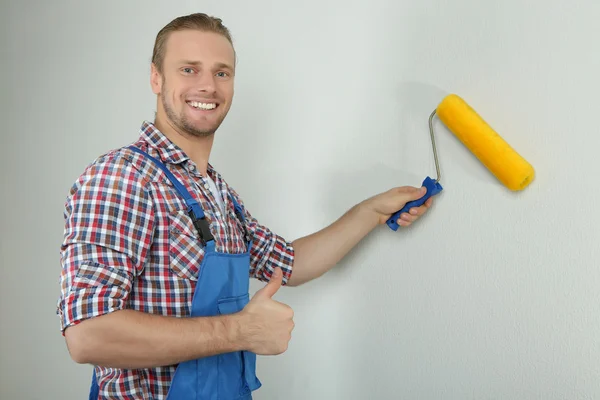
[150,13,236,138]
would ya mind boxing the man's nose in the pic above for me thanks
[196,72,216,93]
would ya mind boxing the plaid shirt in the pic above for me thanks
[56,121,295,399]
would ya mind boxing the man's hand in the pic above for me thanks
[362,185,433,227]
[238,267,294,355]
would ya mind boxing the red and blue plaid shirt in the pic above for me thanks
[56,121,295,399]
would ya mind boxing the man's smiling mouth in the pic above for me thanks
[187,101,218,110]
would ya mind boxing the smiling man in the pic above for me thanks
[57,13,434,400]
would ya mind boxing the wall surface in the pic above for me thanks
[1,1,599,399]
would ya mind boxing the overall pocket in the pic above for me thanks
[217,294,261,398]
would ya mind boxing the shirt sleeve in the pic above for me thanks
[56,153,155,334]
[228,186,295,285]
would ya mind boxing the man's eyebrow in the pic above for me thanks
[215,62,234,70]
[179,60,234,70]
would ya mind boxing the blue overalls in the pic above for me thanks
[88,145,262,399]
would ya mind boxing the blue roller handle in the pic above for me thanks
[386,176,443,231]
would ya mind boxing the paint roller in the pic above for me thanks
[386,93,535,230]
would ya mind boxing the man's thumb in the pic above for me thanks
[407,186,427,200]
[257,267,283,299]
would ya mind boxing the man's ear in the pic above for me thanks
[150,63,162,95]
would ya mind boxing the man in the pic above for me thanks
[56,12,434,400]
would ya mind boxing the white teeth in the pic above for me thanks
[189,101,216,110]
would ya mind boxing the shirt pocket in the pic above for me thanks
[168,209,205,281]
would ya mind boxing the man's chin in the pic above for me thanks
[182,121,220,138]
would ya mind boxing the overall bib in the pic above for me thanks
[88,145,262,399]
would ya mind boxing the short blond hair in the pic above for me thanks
[152,13,234,74]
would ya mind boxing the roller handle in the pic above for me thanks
[386,176,443,231]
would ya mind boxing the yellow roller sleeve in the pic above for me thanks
[436,94,535,191]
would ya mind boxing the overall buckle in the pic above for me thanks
[187,208,214,245]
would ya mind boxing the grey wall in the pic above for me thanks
[1,1,599,399]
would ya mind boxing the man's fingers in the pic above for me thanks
[409,203,430,216]
[400,212,417,222]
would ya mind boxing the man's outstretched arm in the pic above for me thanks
[288,186,433,286]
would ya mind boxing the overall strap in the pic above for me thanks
[128,145,214,245]
[228,193,245,223]
[228,192,252,249]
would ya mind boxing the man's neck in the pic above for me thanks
[154,118,214,176]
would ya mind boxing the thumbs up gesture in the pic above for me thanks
[238,268,295,355]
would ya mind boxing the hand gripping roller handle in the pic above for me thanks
[386,109,444,231]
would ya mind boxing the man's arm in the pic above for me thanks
[64,310,240,368]
[288,186,433,286]
[65,267,293,368]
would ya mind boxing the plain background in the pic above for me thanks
[2,1,599,399]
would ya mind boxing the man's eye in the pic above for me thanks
[183,68,194,74]
[216,72,228,77]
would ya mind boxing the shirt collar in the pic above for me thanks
[138,120,190,165]
[138,120,218,177]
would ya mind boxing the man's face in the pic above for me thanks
[151,30,235,138]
